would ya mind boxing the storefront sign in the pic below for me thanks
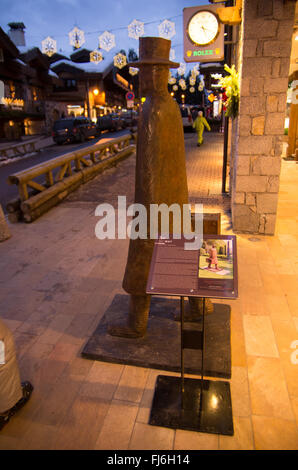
[1,97,25,109]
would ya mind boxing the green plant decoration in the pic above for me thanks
[219,64,240,119]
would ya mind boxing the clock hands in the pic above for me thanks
[201,25,214,33]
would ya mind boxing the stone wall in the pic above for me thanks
[44,101,69,135]
[232,0,296,234]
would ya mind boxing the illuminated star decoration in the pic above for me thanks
[158,19,176,40]
[128,19,145,40]
[99,31,116,52]
[114,52,127,69]
[69,26,85,49]
[90,50,103,64]
[41,36,57,57]
[173,85,178,91]
[190,87,195,93]
[177,62,186,76]
[129,67,139,76]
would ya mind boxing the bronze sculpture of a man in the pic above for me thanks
[109,37,212,339]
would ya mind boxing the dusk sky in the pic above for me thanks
[0,0,207,64]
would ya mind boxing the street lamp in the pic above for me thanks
[181,94,185,104]
[93,89,99,96]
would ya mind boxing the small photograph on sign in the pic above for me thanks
[199,239,234,280]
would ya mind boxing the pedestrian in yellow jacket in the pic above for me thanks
[192,111,211,146]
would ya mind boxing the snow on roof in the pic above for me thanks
[48,69,59,78]
[15,57,27,66]
[51,57,113,74]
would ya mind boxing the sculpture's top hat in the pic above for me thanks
[127,36,179,68]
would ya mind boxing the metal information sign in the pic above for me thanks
[183,4,225,63]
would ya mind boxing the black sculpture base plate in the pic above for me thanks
[149,375,234,436]
[82,294,231,378]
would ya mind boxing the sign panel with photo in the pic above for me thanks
[147,234,238,299]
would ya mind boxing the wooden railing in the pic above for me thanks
[7,133,136,223]
[0,138,41,159]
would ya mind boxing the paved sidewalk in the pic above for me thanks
[185,131,231,221]
[0,136,297,450]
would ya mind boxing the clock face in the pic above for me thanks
[188,10,220,46]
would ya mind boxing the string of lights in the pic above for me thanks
[23,13,210,92]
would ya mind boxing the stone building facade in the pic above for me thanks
[231,0,296,234]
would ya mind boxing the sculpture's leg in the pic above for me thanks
[108,294,151,338]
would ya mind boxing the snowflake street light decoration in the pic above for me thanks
[168,76,176,85]
[179,78,186,89]
[192,65,200,77]
[211,73,223,80]
[198,83,204,92]
[42,36,57,57]
[170,48,175,61]
[90,50,103,64]
[158,19,176,40]
[128,19,145,40]
[129,67,139,76]
[114,52,127,69]
[190,87,195,93]
[173,84,178,91]
[178,62,186,76]
[189,77,196,86]
[99,31,116,52]
[69,26,85,49]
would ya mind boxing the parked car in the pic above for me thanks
[119,110,139,128]
[179,105,194,131]
[96,113,124,133]
[52,117,97,144]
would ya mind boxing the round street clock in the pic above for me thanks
[187,10,220,46]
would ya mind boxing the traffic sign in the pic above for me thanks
[127,100,134,108]
[126,91,135,101]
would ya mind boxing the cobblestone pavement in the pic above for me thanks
[0,135,297,450]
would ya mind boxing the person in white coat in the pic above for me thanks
[0,319,33,430]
